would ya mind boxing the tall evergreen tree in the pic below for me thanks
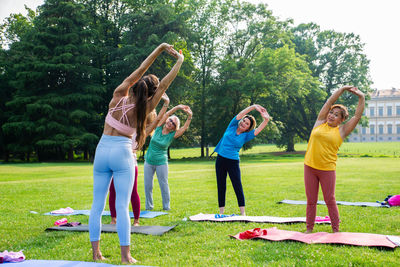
[3,0,104,161]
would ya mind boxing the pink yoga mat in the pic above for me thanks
[232,227,399,248]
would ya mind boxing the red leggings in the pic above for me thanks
[109,165,140,220]
[304,164,340,232]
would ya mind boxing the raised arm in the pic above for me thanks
[237,104,261,120]
[157,104,186,127]
[340,88,365,139]
[145,93,170,136]
[314,85,354,128]
[175,106,192,138]
[113,43,171,97]
[147,49,184,112]
[254,107,270,136]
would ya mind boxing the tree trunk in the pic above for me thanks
[4,150,9,162]
[68,148,74,161]
[200,68,206,158]
[286,135,295,152]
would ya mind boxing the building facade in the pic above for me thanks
[348,88,400,142]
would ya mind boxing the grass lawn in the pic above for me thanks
[0,143,399,266]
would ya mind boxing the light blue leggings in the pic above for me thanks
[89,134,135,246]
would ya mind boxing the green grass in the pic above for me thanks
[0,143,399,266]
[165,142,400,160]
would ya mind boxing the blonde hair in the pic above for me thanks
[330,104,349,120]
[169,115,180,130]
[241,115,256,132]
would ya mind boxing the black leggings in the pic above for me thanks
[215,154,245,207]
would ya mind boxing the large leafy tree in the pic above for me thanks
[291,23,372,106]
[208,1,288,148]
[3,0,104,161]
[256,45,323,151]
[186,0,232,157]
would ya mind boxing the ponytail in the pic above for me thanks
[131,80,148,150]
[130,74,159,149]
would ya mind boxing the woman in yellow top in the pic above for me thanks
[304,85,365,233]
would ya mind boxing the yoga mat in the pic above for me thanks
[278,199,386,207]
[232,227,399,248]
[189,213,330,224]
[7,260,123,266]
[44,210,168,218]
[46,224,176,236]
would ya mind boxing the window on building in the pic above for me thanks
[397,125,400,134]
[370,107,375,117]
[388,124,392,134]
[379,125,384,134]
[362,137,366,141]
[362,127,366,134]
[379,137,383,141]
[370,125,375,134]
[378,107,383,116]
[387,106,392,116]
[397,106,400,116]
[371,137,374,141]
[388,137,392,141]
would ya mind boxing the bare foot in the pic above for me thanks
[121,256,137,264]
[93,252,106,261]
[91,241,106,261]
[110,217,116,224]
[133,219,139,226]
[121,246,136,264]
[305,229,313,234]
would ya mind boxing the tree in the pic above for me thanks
[186,0,231,157]
[208,1,288,148]
[291,23,372,106]
[3,0,105,161]
[256,45,323,151]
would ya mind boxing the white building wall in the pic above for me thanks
[348,89,400,142]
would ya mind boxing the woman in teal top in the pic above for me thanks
[144,104,192,210]
[214,104,270,216]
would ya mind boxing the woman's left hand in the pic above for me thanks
[166,47,180,59]
[254,104,266,114]
[162,93,170,103]
[261,109,270,120]
[184,106,192,116]
[348,87,365,97]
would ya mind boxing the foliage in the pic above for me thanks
[0,0,373,160]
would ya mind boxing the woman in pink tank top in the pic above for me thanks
[108,93,170,227]
[89,43,184,264]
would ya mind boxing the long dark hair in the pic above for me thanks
[130,74,158,149]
